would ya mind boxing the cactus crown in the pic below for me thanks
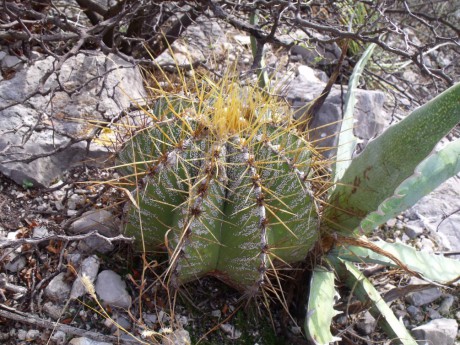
[118,67,326,293]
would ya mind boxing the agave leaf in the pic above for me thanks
[334,43,376,183]
[249,10,269,89]
[360,138,460,232]
[334,239,460,285]
[325,82,460,233]
[304,266,341,345]
[328,257,418,345]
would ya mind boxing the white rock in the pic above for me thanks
[412,318,458,345]
[95,270,131,309]
[284,73,387,157]
[233,34,251,46]
[68,194,85,210]
[211,310,221,318]
[49,330,66,345]
[0,52,146,187]
[296,65,323,84]
[32,226,48,238]
[17,329,27,341]
[162,329,191,345]
[68,337,112,345]
[219,323,242,340]
[45,272,71,302]
[410,176,460,259]
[70,255,100,299]
[356,311,377,335]
[25,330,40,341]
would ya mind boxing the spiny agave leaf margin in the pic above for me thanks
[333,43,376,184]
[334,239,460,285]
[328,256,418,345]
[325,82,460,233]
[360,138,460,232]
[304,266,341,345]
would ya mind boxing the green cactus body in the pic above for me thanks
[119,94,320,292]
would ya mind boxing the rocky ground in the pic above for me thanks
[0,9,459,345]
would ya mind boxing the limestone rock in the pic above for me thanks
[412,318,458,345]
[69,337,112,345]
[70,255,100,299]
[45,272,71,302]
[0,51,146,187]
[282,71,387,156]
[95,270,131,309]
[406,287,442,307]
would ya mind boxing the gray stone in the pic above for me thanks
[162,329,191,345]
[418,237,435,253]
[95,270,131,309]
[290,42,341,67]
[406,287,442,307]
[407,305,424,322]
[386,218,397,228]
[281,73,387,156]
[68,337,112,345]
[68,194,85,210]
[410,175,460,259]
[439,295,455,315]
[43,302,63,320]
[219,324,242,340]
[0,52,146,187]
[70,255,100,299]
[69,210,120,253]
[211,309,221,318]
[426,307,442,320]
[4,252,26,273]
[1,55,22,69]
[412,318,458,345]
[104,313,131,332]
[32,226,48,238]
[49,330,66,345]
[17,329,26,341]
[69,210,120,236]
[404,220,425,238]
[356,311,377,335]
[25,330,40,341]
[156,16,228,68]
[45,272,71,302]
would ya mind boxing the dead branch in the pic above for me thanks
[0,231,134,251]
[0,304,141,345]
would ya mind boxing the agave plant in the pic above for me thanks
[117,44,460,344]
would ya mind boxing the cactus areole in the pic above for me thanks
[118,89,322,293]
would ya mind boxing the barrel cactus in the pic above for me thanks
[118,81,324,292]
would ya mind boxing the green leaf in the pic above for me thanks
[304,266,341,345]
[325,82,460,233]
[334,239,460,285]
[328,257,418,345]
[334,43,376,183]
[360,138,460,232]
[249,10,269,90]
